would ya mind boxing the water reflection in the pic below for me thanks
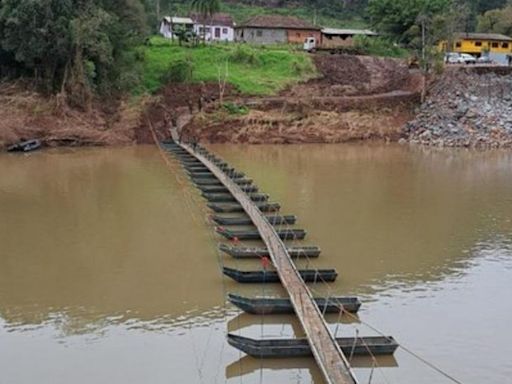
[1,144,512,383]
[225,354,398,380]
[360,236,512,303]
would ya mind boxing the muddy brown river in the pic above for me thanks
[1,144,512,384]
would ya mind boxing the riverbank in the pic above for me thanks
[1,40,319,149]
[5,54,512,150]
[175,55,422,144]
[405,66,512,148]
[0,82,144,148]
[0,52,420,148]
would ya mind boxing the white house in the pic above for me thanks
[191,13,235,42]
[159,16,194,39]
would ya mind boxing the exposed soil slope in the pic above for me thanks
[2,55,422,148]
[138,83,235,144]
[288,55,415,97]
[188,108,410,144]
[179,55,422,144]
[0,83,143,148]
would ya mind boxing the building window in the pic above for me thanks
[256,30,262,37]
[199,27,211,34]
[222,28,228,34]
[503,42,509,49]
[296,32,300,37]
[492,42,499,48]
[474,41,482,47]
[455,41,461,48]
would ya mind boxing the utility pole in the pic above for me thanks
[416,13,428,72]
[422,18,426,64]
[416,12,428,103]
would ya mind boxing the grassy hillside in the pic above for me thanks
[142,37,317,95]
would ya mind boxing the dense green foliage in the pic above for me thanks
[367,0,451,38]
[143,0,367,30]
[367,0,512,43]
[365,0,512,71]
[472,0,509,13]
[2,0,512,100]
[354,36,409,58]
[477,4,512,36]
[143,37,316,94]
[0,0,147,105]
[190,0,221,18]
[219,2,367,28]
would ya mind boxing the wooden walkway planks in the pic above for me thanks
[175,141,359,384]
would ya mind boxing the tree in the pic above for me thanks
[174,25,197,46]
[0,0,147,102]
[474,0,508,14]
[367,0,452,41]
[477,5,512,36]
[190,0,220,42]
[0,0,74,91]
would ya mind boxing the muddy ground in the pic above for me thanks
[0,82,143,148]
[1,54,422,148]
[288,54,417,97]
[138,83,235,144]
[179,54,423,144]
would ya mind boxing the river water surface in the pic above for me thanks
[1,144,512,384]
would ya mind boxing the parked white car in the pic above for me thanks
[445,52,459,64]
[458,53,477,64]
[477,55,493,64]
[445,52,476,65]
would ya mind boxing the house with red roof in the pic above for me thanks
[235,15,321,45]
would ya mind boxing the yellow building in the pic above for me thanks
[440,32,512,56]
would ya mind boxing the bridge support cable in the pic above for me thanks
[172,140,358,384]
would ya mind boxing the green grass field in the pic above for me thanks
[142,36,317,95]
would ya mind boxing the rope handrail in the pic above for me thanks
[155,133,466,384]
[180,143,358,384]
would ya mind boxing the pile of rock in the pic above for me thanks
[404,67,512,148]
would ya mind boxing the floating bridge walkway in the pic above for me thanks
[162,138,398,384]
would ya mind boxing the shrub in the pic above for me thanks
[229,45,260,66]
[223,102,249,115]
[162,57,194,83]
[354,36,409,58]
[290,57,313,75]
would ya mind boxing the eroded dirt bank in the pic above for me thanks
[178,55,423,144]
[1,54,422,148]
[0,83,145,148]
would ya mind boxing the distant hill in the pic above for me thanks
[153,0,369,29]
[223,0,367,15]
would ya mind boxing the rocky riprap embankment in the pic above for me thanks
[404,67,512,148]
